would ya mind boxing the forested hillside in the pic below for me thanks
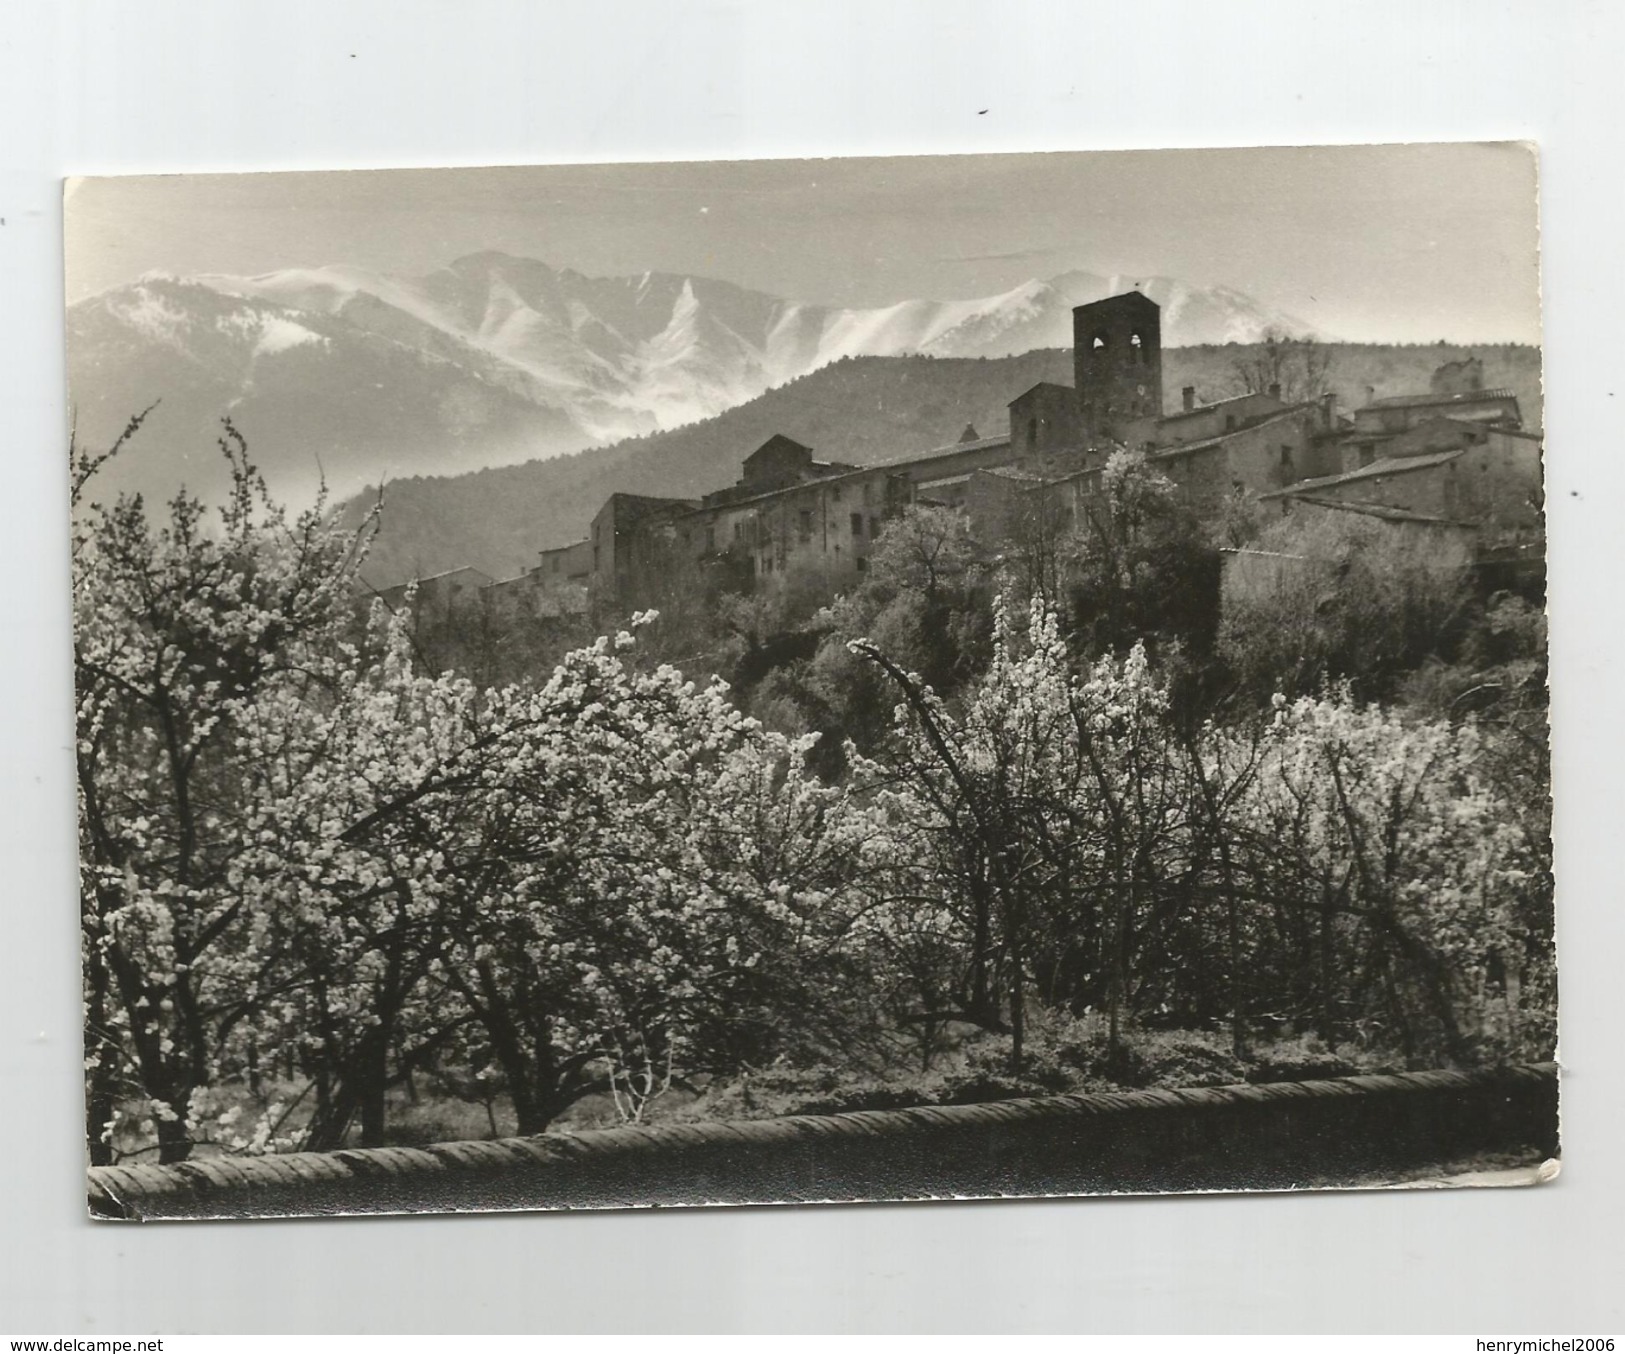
[340,342,1542,586]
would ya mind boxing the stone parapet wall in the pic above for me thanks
[87,1064,1558,1221]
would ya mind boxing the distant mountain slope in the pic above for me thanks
[68,254,1323,512]
[337,341,1543,587]
[68,274,586,511]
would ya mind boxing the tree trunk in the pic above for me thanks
[85,1061,117,1168]
[512,1088,553,1138]
[464,969,559,1137]
[1219,835,1246,1060]
[969,862,994,1026]
[83,948,118,1167]
[1106,869,1132,1067]
[154,1084,194,1165]
[356,1029,390,1148]
[105,933,196,1163]
[1318,883,1339,1051]
[1008,950,1026,1078]
[304,1058,360,1152]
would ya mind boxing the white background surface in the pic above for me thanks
[3,0,1621,1335]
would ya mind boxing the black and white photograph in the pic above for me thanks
[64,144,1557,1222]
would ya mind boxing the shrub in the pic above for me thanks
[677,1064,938,1121]
[934,1070,1063,1106]
[1242,1034,1385,1085]
[1112,1029,1249,1090]
[960,1012,1110,1093]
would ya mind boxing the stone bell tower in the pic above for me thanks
[1073,291,1163,447]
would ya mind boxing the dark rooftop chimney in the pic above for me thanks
[1182,386,1196,412]
[959,423,980,444]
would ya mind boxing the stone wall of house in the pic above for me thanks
[1156,407,1335,513]
[1305,429,1542,536]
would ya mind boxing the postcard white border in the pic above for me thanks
[3,0,1622,1334]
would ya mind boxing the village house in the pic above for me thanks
[374,565,496,622]
[1260,414,1544,561]
[1228,390,1544,620]
[1219,503,1480,613]
[643,429,1031,606]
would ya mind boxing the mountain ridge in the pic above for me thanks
[68,254,1326,512]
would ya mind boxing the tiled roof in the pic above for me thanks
[1152,404,1316,459]
[1009,380,1078,403]
[379,565,497,588]
[902,433,1013,462]
[1288,495,1465,526]
[1161,390,1281,422]
[1361,388,1517,410]
[1261,447,1466,499]
[1439,417,1543,442]
[979,466,1045,483]
[678,434,1022,517]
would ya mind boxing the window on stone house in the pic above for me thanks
[705,526,715,552]
[870,515,880,537]
[856,557,868,573]
[851,512,863,537]
[1028,417,1038,449]
[1225,415,1237,432]
[798,509,813,543]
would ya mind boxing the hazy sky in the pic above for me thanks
[65,143,1542,343]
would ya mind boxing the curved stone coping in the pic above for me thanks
[86,1062,1559,1219]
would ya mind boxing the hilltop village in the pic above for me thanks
[380,291,1544,625]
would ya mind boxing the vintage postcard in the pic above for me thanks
[65,145,1555,1220]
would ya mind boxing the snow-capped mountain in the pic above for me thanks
[67,252,1320,509]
